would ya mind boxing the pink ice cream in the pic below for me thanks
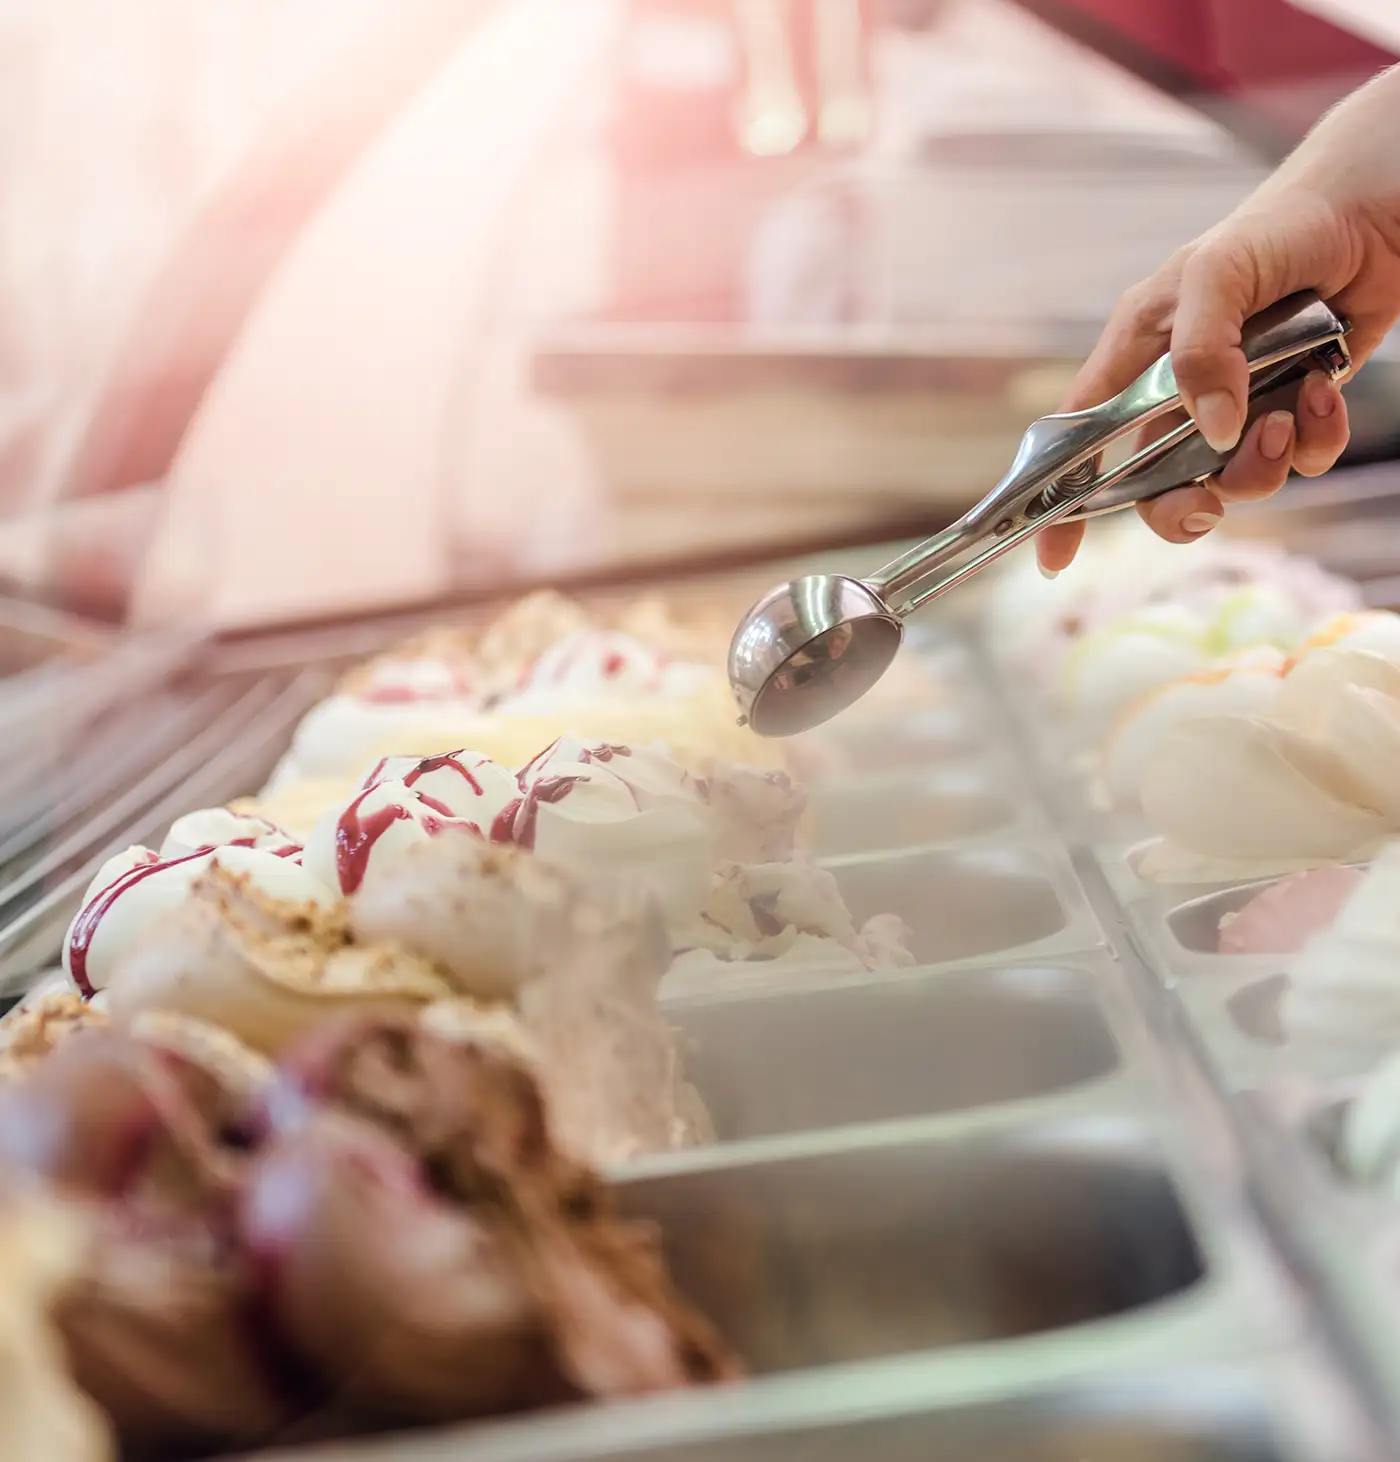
[1217,865,1367,956]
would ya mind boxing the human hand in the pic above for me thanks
[1038,64,1400,574]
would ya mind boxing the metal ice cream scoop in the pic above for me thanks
[729,290,1352,736]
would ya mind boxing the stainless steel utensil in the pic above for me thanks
[729,290,1352,735]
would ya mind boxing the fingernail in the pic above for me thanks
[1304,369,1336,417]
[1192,390,1240,453]
[1181,511,1223,536]
[1259,410,1294,461]
[1038,563,1059,580]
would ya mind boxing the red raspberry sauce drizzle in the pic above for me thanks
[67,850,207,998]
[489,777,580,851]
[517,739,632,784]
[402,753,485,796]
[580,742,632,764]
[335,789,412,895]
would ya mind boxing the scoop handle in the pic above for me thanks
[1069,364,1331,515]
[863,292,1351,617]
[1053,290,1351,520]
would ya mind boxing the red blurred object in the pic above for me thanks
[613,0,743,172]
[1007,0,1398,156]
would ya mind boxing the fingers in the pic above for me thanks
[1137,483,1225,544]
[1031,222,1342,572]
[1035,520,1086,577]
[1059,264,1183,413]
[1125,367,1349,548]
[1137,405,1294,542]
[1212,408,1296,504]
[1291,370,1350,475]
[1037,262,1184,574]
[1169,239,1262,453]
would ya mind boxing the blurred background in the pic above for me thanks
[0,0,1398,633]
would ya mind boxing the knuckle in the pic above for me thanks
[1117,276,1172,331]
[1183,230,1255,286]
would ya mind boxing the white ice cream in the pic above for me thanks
[1297,610,1400,665]
[1058,606,1216,734]
[1099,649,1287,810]
[301,749,520,896]
[265,628,727,793]
[1137,643,1400,881]
[989,527,1358,731]
[664,856,914,996]
[495,629,713,713]
[303,738,716,924]
[1340,1042,1400,1193]
[500,736,716,923]
[160,808,301,859]
[62,819,331,997]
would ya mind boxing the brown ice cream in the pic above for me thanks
[0,1028,288,1453]
[0,1015,738,1454]
[254,1019,737,1408]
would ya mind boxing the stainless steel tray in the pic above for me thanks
[3,542,1398,1460]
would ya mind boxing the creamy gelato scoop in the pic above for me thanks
[1136,636,1400,882]
[62,813,330,996]
[0,1016,739,1453]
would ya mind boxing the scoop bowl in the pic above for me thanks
[728,575,904,737]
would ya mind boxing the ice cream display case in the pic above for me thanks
[11,6,1400,1460]
[7,476,1400,1460]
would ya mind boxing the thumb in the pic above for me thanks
[1169,237,1268,454]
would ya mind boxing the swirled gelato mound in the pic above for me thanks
[306,739,908,991]
[70,806,712,1169]
[51,736,853,1164]
[989,527,1358,733]
[1136,642,1400,882]
[56,733,907,1155]
[1100,650,1287,811]
[260,592,780,837]
[1294,609,1400,664]
[0,1017,737,1455]
[298,749,521,897]
[1280,844,1400,1067]
[102,862,452,1054]
[300,740,716,923]
[61,812,330,996]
